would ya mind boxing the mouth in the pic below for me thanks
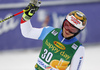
[65,31,71,35]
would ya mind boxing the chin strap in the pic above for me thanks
[61,30,80,40]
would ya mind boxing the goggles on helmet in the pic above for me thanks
[63,19,80,34]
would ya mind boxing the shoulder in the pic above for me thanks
[43,26,55,31]
[76,45,85,54]
[72,45,85,62]
[38,26,55,40]
[79,45,85,50]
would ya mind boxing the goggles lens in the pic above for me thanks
[63,19,79,34]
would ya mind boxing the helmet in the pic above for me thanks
[65,10,87,30]
[62,10,87,39]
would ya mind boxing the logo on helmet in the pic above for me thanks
[71,15,81,25]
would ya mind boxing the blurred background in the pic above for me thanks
[0,0,100,70]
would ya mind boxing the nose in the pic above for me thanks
[65,30,71,35]
[65,29,70,33]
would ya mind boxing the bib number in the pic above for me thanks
[41,49,53,62]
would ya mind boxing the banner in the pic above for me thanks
[0,0,24,4]
[0,0,99,4]
[0,2,100,50]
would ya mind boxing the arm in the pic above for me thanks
[20,2,43,39]
[20,2,54,40]
[20,20,54,40]
[20,20,43,39]
[69,46,85,70]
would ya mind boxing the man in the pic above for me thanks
[20,2,87,70]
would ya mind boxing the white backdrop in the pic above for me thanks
[0,44,100,70]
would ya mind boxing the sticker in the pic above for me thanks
[54,41,66,50]
[71,44,78,50]
[51,30,58,36]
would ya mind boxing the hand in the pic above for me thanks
[22,2,41,21]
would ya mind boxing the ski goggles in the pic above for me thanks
[63,19,80,34]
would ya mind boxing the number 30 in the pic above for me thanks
[41,49,53,62]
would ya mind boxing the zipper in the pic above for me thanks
[61,38,65,43]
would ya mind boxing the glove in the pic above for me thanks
[22,2,41,21]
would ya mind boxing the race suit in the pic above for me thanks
[20,20,85,70]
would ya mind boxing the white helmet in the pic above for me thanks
[66,10,87,30]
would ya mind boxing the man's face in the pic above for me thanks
[62,19,79,38]
[62,27,74,38]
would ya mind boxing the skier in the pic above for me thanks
[20,3,87,70]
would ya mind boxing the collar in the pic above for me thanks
[58,30,78,44]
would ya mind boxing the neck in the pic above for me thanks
[61,33,73,40]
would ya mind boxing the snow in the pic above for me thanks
[0,44,100,70]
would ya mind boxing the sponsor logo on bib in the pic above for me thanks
[54,41,66,50]
[71,44,78,50]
